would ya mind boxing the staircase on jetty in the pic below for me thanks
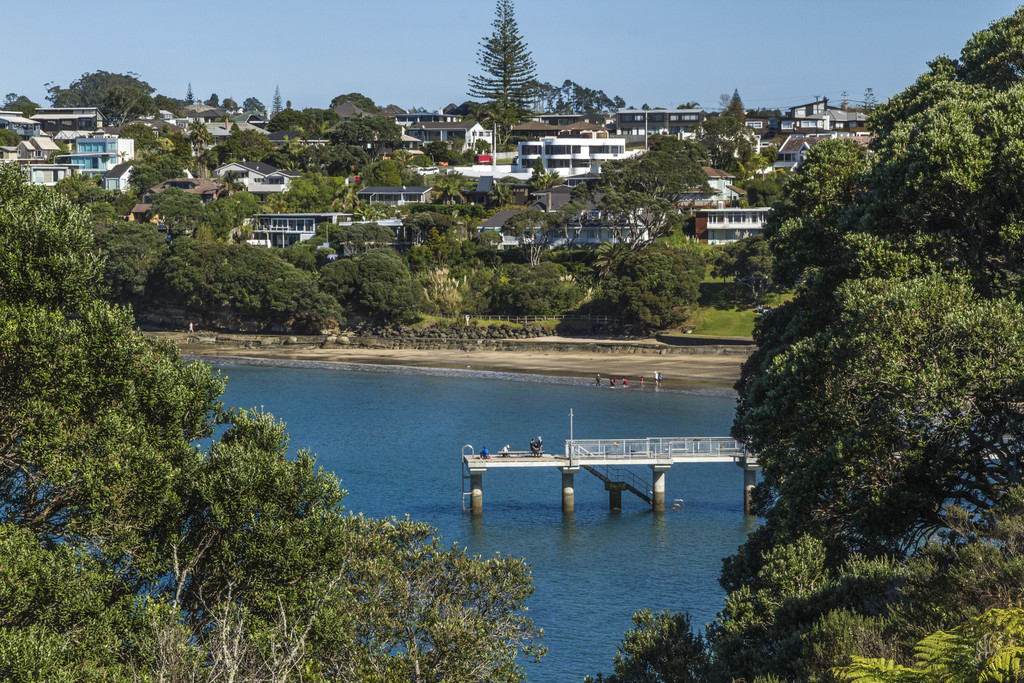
[461,436,760,515]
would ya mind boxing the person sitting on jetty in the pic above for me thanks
[500,444,510,455]
[530,437,543,455]
[480,446,490,459]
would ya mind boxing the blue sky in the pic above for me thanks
[6,1,1022,112]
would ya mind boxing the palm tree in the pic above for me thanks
[432,173,470,205]
[594,242,630,278]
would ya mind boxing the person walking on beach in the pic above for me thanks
[610,377,616,387]
[188,321,194,333]
[623,378,628,389]
[595,373,601,385]
[640,376,644,389]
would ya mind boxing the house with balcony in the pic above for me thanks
[249,212,353,248]
[31,107,104,139]
[56,136,135,176]
[393,111,461,127]
[693,207,771,244]
[405,121,493,151]
[356,185,431,206]
[213,161,301,200]
[613,108,706,144]
[0,110,41,139]
[513,136,635,176]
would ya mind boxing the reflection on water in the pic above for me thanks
[212,359,753,683]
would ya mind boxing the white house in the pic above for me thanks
[405,121,493,151]
[513,136,636,176]
[56,136,135,176]
[213,161,301,200]
[355,186,432,206]
[694,207,771,244]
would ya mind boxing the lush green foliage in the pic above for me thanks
[0,162,544,680]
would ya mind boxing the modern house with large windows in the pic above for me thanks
[31,107,105,139]
[56,136,134,176]
[612,108,706,143]
[250,213,354,248]
[513,136,635,176]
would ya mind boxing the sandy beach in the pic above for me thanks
[157,333,751,392]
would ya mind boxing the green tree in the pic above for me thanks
[503,209,558,266]
[329,92,379,112]
[321,248,419,322]
[598,136,709,246]
[119,122,158,154]
[467,0,538,141]
[103,84,158,125]
[221,126,275,163]
[1,92,38,116]
[726,88,746,122]
[487,261,583,315]
[271,85,282,116]
[712,235,774,304]
[129,155,186,196]
[586,610,711,683]
[0,129,17,146]
[596,246,705,331]
[95,221,165,304]
[329,114,401,157]
[695,114,756,171]
[364,158,403,187]
[45,70,155,119]
[242,96,264,112]
[150,187,208,237]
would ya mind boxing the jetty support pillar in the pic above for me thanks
[607,481,627,510]
[468,465,486,514]
[743,467,757,516]
[650,464,671,512]
[558,466,579,513]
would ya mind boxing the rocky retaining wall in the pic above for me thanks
[174,333,754,356]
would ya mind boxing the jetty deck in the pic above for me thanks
[462,437,760,514]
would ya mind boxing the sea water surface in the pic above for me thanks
[209,359,755,682]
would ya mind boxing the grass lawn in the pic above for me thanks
[684,277,793,338]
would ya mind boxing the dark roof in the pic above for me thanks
[333,102,368,118]
[103,162,133,179]
[357,186,431,194]
[380,104,406,117]
[442,101,475,117]
[512,121,560,132]
[268,130,304,142]
[481,209,524,228]
[222,160,280,175]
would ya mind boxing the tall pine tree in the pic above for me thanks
[468,0,537,126]
[185,82,194,104]
[271,85,283,117]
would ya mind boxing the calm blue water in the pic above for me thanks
[209,359,755,682]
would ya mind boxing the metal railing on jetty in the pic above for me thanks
[566,436,747,465]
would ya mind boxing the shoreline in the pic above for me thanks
[158,332,750,394]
